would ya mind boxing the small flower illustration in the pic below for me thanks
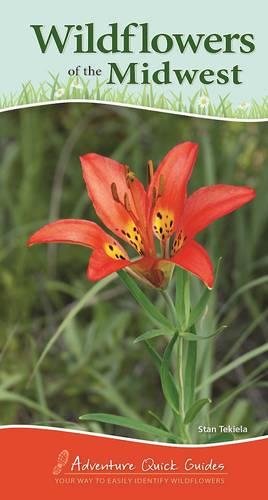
[28,142,255,289]
[198,95,210,108]
[70,79,83,90]
[54,88,65,99]
[237,101,250,111]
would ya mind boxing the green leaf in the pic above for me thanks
[145,340,183,433]
[187,258,221,329]
[223,308,268,364]
[183,274,191,327]
[134,328,174,343]
[206,433,234,444]
[29,275,115,384]
[79,413,175,440]
[211,360,268,417]
[197,342,268,391]
[184,398,211,424]
[147,410,170,432]
[188,288,211,329]
[118,271,172,329]
[175,268,187,327]
[88,367,141,421]
[182,325,227,341]
[184,325,197,410]
[160,332,180,414]
[144,340,162,371]
[218,275,268,319]
[0,389,62,422]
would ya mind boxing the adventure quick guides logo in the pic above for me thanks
[52,448,226,489]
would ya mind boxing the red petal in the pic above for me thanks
[170,240,214,288]
[80,153,147,250]
[88,254,158,284]
[28,219,131,280]
[27,219,113,248]
[147,142,198,238]
[182,185,256,238]
[87,249,130,281]
[28,219,128,261]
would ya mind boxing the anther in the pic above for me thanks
[147,160,154,184]
[111,183,120,202]
[125,166,136,188]
[124,192,132,212]
[152,186,157,207]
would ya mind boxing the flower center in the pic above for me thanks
[153,210,174,241]
[120,222,144,255]
[104,242,127,260]
[111,176,145,256]
[171,230,186,256]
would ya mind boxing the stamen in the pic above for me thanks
[111,183,120,202]
[111,182,138,226]
[124,193,132,212]
[152,186,157,208]
[126,168,136,188]
[147,160,154,184]
[111,172,144,250]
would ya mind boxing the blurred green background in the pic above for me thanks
[0,103,267,441]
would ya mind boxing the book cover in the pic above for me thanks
[0,1,267,498]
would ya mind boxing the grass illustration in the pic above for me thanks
[0,73,268,119]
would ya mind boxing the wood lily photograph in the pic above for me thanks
[0,103,267,444]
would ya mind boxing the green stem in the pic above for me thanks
[178,336,191,443]
[161,290,178,327]
[161,289,191,443]
[178,335,185,419]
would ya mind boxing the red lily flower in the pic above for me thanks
[28,142,255,289]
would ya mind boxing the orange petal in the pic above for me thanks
[80,153,147,253]
[28,219,110,248]
[182,184,256,239]
[147,142,198,241]
[87,249,130,281]
[170,240,214,288]
[28,218,131,281]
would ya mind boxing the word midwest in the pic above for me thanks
[30,23,255,86]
